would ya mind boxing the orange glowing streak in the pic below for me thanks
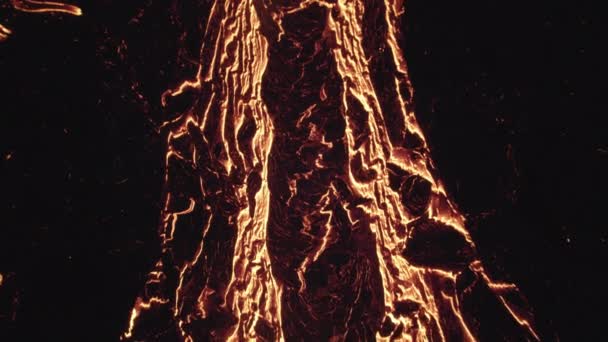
[297,186,335,293]
[165,197,196,242]
[0,24,11,41]
[282,0,539,340]
[11,0,82,16]
[470,260,540,340]
[174,209,212,341]
[122,296,170,340]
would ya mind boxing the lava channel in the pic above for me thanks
[123,0,540,341]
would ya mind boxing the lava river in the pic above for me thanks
[122,0,540,341]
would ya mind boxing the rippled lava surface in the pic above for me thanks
[120,1,539,341]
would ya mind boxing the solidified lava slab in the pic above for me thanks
[121,0,540,341]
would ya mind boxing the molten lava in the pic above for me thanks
[123,0,539,340]
[0,24,11,41]
[10,0,81,15]
[0,0,81,42]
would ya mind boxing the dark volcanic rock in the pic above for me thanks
[403,218,475,271]
[399,175,432,216]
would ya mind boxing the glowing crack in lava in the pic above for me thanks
[0,23,11,41]
[10,0,81,15]
[124,0,539,340]
[0,0,81,41]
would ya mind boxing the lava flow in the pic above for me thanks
[0,24,11,41]
[124,0,540,341]
[0,0,82,42]
[10,0,81,15]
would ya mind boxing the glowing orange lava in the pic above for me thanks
[123,0,540,340]
[0,24,11,41]
[0,0,82,42]
[10,0,82,16]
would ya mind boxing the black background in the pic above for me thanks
[0,0,603,340]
